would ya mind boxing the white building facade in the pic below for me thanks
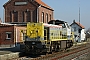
[70,20,86,42]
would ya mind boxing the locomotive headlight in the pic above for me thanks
[31,31,33,33]
[32,42,35,44]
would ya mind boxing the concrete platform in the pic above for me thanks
[0,52,20,60]
[0,46,21,60]
[73,42,87,46]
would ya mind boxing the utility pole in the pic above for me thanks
[79,0,81,42]
[79,0,80,24]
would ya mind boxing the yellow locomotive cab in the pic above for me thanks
[27,22,44,40]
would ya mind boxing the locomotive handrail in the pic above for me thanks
[44,29,47,40]
[20,30,26,42]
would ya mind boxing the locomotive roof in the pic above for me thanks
[48,20,67,25]
[43,23,62,28]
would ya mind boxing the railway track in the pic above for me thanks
[51,44,89,60]
[11,42,90,60]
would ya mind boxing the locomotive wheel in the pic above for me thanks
[55,45,59,52]
[47,46,53,54]
[50,46,53,53]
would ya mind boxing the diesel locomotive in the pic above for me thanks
[20,21,73,54]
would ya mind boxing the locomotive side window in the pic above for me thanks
[66,23,70,28]
[51,33,53,35]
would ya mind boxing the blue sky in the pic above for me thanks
[0,0,90,29]
[42,0,90,29]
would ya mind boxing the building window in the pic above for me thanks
[26,11,30,22]
[0,33,1,39]
[50,14,51,20]
[6,32,12,40]
[46,13,48,23]
[22,11,24,22]
[74,27,76,31]
[10,12,12,22]
[42,12,44,23]
[13,11,18,22]
[15,2,27,5]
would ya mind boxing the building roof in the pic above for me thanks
[35,0,53,10]
[0,23,14,26]
[0,23,27,26]
[3,0,54,10]
[71,21,85,29]
[75,22,85,29]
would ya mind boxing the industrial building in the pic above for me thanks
[0,0,54,47]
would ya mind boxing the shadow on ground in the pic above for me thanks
[0,45,20,52]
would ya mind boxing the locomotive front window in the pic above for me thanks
[62,24,66,28]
